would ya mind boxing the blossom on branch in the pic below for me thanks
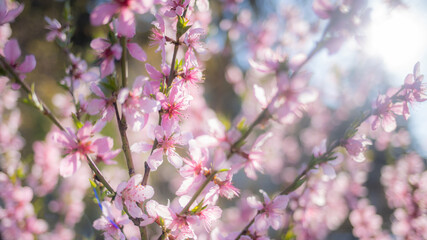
[53,122,120,177]
[247,190,289,233]
[90,0,153,37]
[2,39,36,80]
[114,174,154,218]
[90,38,122,78]
[0,0,23,25]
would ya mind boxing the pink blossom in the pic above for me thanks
[184,28,205,65]
[114,174,154,218]
[149,14,167,62]
[90,38,122,78]
[371,94,403,133]
[312,0,335,19]
[344,134,372,162]
[0,173,48,238]
[146,62,168,83]
[90,0,153,38]
[312,139,342,179]
[144,200,170,225]
[248,48,285,73]
[87,83,116,125]
[29,130,61,196]
[168,209,197,239]
[269,72,317,124]
[247,190,289,232]
[44,16,67,42]
[62,54,97,90]
[177,60,203,85]
[2,39,36,80]
[176,142,210,195]
[93,201,130,240]
[157,85,193,124]
[349,200,384,239]
[400,62,426,120]
[131,120,191,171]
[126,40,147,62]
[206,172,240,203]
[164,0,190,17]
[0,0,23,25]
[233,132,272,180]
[117,76,160,131]
[53,122,120,177]
[190,205,222,232]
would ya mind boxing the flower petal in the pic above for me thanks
[90,3,118,26]
[16,55,36,73]
[4,39,21,64]
[127,42,147,62]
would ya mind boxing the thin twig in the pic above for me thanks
[0,55,115,194]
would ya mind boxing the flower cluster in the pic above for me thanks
[1,0,427,240]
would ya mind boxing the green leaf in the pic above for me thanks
[29,83,43,111]
[287,177,307,193]
[72,113,83,129]
[217,168,230,173]
[108,30,118,44]
[63,0,72,22]
[89,179,97,188]
[191,199,206,214]
[237,117,247,133]
[176,15,192,38]
[283,226,296,240]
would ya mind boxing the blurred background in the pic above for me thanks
[7,0,427,239]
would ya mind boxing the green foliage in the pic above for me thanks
[72,113,83,129]
[176,15,192,39]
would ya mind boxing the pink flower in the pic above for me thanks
[93,201,130,240]
[164,0,190,17]
[183,28,205,65]
[177,60,203,85]
[149,14,167,62]
[312,139,342,179]
[44,16,67,42]
[190,205,222,232]
[29,130,61,196]
[2,39,36,80]
[400,62,426,120]
[349,200,384,239]
[53,122,120,177]
[167,209,197,239]
[233,132,272,180]
[117,76,160,131]
[87,83,116,125]
[312,0,335,19]
[0,0,23,25]
[90,38,122,78]
[269,73,317,124]
[132,120,191,171]
[90,0,153,38]
[247,190,289,232]
[205,172,240,204]
[126,40,147,62]
[371,94,403,133]
[62,54,97,89]
[344,134,372,162]
[176,142,210,195]
[248,48,285,73]
[157,85,192,125]
[145,63,168,94]
[114,174,154,218]
[144,200,170,225]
